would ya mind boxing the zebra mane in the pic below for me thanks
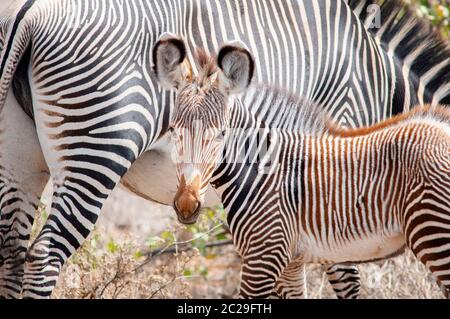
[194,48,218,88]
[346,0,450,104]
[327,103,450,137]
[245,84,450,138]
[0,13,12,51]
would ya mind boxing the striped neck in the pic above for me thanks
[210,84,331,198]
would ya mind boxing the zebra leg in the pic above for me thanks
[405,215,450,297]
[238,243,291,299]
[326,264,361,299]
[0,175,45,299]
[407,231,450,299]
[21,169,123,298]
[20,109,134,297]
[273,260,306,299]
[0,92,49,298]
[239,258,283,299]
[404,169,450,299]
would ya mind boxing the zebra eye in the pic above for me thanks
[216,129,226,140]
[169,126,183,142]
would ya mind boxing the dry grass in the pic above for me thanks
[51,230,240,299]
[307,251,443,299]
[50,225,444,299]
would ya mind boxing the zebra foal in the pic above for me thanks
[153,35,450,299]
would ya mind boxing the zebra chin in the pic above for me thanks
[173,199,202,225]
[177,211,201,225]
[173,190,202,225]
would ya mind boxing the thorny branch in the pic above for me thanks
[94,222,233,298]
[149,239,233,256]
[134,222,231,272]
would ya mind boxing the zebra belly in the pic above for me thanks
[301,232,405,264]
[1,89,49,185]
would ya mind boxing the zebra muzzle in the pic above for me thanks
[173,196,201,225]
[173,174,203,224]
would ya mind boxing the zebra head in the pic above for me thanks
[152,33,255,224]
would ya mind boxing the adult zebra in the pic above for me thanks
[0,0,448,298]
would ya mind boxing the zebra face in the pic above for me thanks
[169,84,228,224]
[153,33,254,224]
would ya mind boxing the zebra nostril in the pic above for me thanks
[173,200,180,214]
[194,200,201,213]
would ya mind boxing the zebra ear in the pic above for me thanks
[152,33,192,89]
[217,41,255,95]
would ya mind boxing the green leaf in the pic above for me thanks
[161,230,175,244]
[183,268,193,277]
[199,266,208,277]
[90,233,101,249]
[106,240,119,253]
[215,233,228,241]
[206,209,215,220]
[436,5,449,18]
[146,236,163,249]
[186,225,199,234]
[133,250,143,259]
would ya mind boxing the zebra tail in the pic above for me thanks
[0,0,36,117]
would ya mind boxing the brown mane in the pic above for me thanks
[327,104,450,137]
[195,48,218,87]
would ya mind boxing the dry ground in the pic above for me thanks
[39,184,443,299]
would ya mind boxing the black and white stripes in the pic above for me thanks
[0,0,448,298]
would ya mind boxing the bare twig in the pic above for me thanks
[97,255,125,297]
[134,222,229,272]
[150,239,233,256]
[147,257,192,299]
